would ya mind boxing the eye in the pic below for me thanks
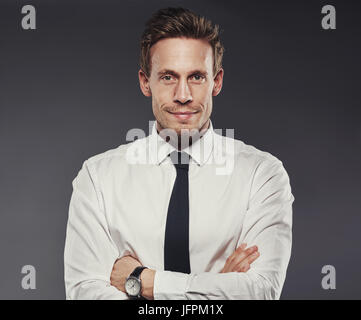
[190,74,205,82]
[161,75,174,81]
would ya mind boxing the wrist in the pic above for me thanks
[124,266,147,299]
[140,268,155,300]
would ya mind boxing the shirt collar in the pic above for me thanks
[149,119,214,166]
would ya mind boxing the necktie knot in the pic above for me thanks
[169,151,190,171]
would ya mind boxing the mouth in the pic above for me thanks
[167,110,199,120]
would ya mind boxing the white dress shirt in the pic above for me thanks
[64,119,294,300]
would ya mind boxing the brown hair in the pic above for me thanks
[140,7,225,78]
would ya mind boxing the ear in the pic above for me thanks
[212,68,224,96]
[138,69,152,97]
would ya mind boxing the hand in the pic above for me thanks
[110,255,155,300]
[110,255,142,292]
[220,243,260,273]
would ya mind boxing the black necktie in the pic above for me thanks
[164,151,191,274]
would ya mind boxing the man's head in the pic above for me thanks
[138,7,225,136]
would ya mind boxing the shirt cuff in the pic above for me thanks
[153,270,190,300]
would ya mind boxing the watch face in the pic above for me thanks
[125,276,141,296]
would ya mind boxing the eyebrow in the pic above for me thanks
[157,69,208,77]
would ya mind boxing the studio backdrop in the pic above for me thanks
[0,0,360,299]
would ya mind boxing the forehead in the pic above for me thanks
[150,37,213,73]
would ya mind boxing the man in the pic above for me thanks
[64,7,294,300]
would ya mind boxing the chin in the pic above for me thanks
[174,121,198,130]
[158,116,202,133]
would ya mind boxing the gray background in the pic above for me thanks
[0,0,360,299]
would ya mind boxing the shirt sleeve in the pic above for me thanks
[153,158,294,300]
[64,160,128,300]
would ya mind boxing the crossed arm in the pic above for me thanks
[64,158,293,300]
[110,244,260,299]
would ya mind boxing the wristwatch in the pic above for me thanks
[125,266,148,299]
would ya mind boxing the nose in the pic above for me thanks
[174,78,192,105]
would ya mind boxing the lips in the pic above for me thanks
[168,110,199,120]
[169,111,198,115]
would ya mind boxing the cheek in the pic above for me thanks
[152,86,172,106]
[194,84,213,106]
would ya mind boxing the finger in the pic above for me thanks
[223,245,255,272]
[228,245,258,271]
[235,243,247,254]
[238,243,247,250]
[228,243,247,259]
[246,251,260,265]
[221,256,234,273]
[221,243,253,273]
[235,262,250,273]
[224,243,247,267]
[232,251,259,272]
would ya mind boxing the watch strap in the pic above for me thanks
[127,266,148,300]
[130,266,148,279]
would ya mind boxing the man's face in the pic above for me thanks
[139,37,223,135]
